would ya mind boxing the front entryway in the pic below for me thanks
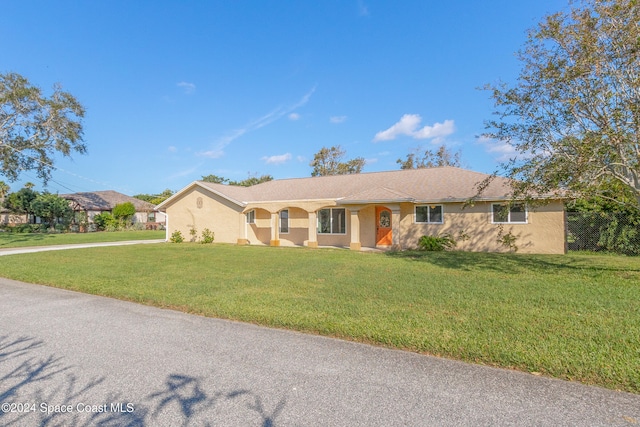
[375,206,392,246]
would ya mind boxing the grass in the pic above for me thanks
[0,230,165,248]
[0,243,638,393]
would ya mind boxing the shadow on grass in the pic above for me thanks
[0,335,286,426]
[0,233,48,248]
[384,250,640,274]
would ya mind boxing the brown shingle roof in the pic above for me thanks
[163,167,516,208]
[60,190,156,212]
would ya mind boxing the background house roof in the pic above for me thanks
[177,167,516,207]
[61,190,156,212]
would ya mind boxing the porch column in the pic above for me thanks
[307,211,318,248]
[237,212,248,245]
[349,208,361,251]
[270,212,280,246]
[391,207,401,249]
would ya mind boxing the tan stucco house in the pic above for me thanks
[156,167,566,254]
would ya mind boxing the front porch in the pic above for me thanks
[236,203,403,251]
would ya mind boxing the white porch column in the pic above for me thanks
[391,207,401,249]
[270,212,280,246]
[237,212,248,245]
[307,211,318,248]
[349,208,361,251]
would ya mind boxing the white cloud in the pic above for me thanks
[177,81,196,94]
[296,155,306,163]
[198,149,225,159]
[413,119,455,140]
[198,86,317,158]
[289,113,300,121]
[373,114,455,142]
[330,115,347,124]
[263,153,292,165]
[477,135,518,162]
[168,146,177,152]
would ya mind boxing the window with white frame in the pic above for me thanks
[415,205,443,224]
[317,208,346,234]
[492,203,527,223]
[279,209,289,234]
[246,210,255,224]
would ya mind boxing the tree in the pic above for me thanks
[112,202,136,225]
[2,186,38,222]
[229,174,273,187]
[201,174,228,184]
[0,180,9,199]
[1,73,86,184]
[201,173,273,187]
[134,189,174,205]
[481,0,640,209]
[310,146,365,177]
[30,193,72,230]
[397,145,462,169]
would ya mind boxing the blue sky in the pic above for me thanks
[1,0,567,196]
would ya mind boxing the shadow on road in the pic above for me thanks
[0,335,286,426]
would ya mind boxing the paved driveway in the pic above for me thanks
[0,239,165,256]
[1,278,639,426]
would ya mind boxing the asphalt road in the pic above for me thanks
[1,278,639,426]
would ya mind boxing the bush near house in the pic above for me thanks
[418,234,456,251]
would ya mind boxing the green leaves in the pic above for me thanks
[310,145,365,176]
[0,72,86,183]
[483,0,640,209]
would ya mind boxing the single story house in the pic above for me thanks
[61,190,166,227]
[156,167,566,254]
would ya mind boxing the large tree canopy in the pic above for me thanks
[0,72,86,183]
[482,0,640,208]
[310,146,365,176]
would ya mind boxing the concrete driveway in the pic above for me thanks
[0,239,165,256]
[1,278,639,426]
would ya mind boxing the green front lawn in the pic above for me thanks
[0,244,638,393]
[0,230,165,248]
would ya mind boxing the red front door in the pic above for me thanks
[375,206,392,246]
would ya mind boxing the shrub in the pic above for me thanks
[170,230,184,243]
[93,212,116,231]
[112,202,136,221]
[200,228,214,244]
[418,234,456,251]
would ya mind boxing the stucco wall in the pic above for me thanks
[165,186,243,243]
[399,201,566,254]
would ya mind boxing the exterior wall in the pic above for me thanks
[246,208,271,245]
[163,188,566,254]
[279,207,311,247]
[0,213,28,225]
[399,201,566,254]
[165,187,243,243]
[358,205,377,248]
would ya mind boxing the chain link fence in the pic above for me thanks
[567,212,640,255]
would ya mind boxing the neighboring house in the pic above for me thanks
[156,167,566,254]
[61,190,166,227]
[0,198,28,225]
